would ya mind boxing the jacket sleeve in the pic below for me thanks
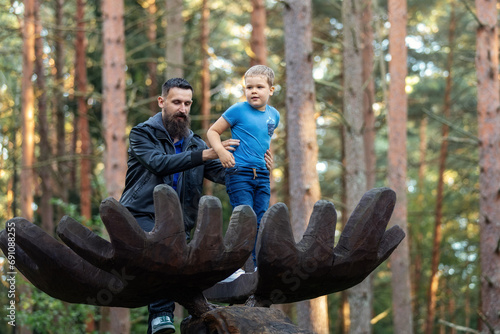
[129,126,204,176]
[192,137,225,184]
[203,158,226,184]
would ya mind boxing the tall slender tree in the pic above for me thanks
[424,6,456,333]
[146,0,159,114]
[200,0,210,137]
[362,0,376,191]
[342,0,371,332]
[361,1,377,330]
[165,0,184,79]
[21,0,35,223]
[101,0,130,332]
[412,115,427,330]
[20,2,36,334]
[35,0,54,233]
[283,1,329,333]
[102,0,128,201]
[476,0,500,331]
[76,0,92,222]
[54,0,68,204]
[250,0,267,67]
[200,0,213,195]
[387,0,413,332]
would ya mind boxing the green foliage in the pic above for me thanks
[23,289,100,333]
[50,198,107,237]
[0,279,100,334]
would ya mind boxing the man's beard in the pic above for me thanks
[165,112,191,140]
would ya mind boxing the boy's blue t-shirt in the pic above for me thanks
[222,101,280,169]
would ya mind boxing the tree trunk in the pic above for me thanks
[283,1,329,333]
[76,0,92,222]
[165,0,184,79]
[250,0,267,67]
[100,307,131,334]
[21,0,35,223]
[439,303,445,334]
[54,0,68,204]
[387,0,413,333]
[448,288,456,334]
[146,0,159,114]
[362,0,375,191]
[413,116,427,321]
[102,0,128,201]
[20,3,36,333]
[342,0,371,332]
[465,275,471,329]
[340,115,348,334]
[7,173,15,218]
[35,0,54,234]
[361,2,376,331]
[424,7,455,334]
[200,0,210,140]
[200,0,213,195]
[101,0,130,332]
[476,0,500,331]
[410,115,427,333]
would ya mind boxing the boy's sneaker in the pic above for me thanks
[220,268,245,283]
[151,315,175,334]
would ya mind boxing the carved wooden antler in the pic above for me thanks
[253,187,403,305]
[203,187,405,307]
[0,185,404,332]
[0,185,256,317]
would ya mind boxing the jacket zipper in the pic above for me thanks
[179,138,195,211]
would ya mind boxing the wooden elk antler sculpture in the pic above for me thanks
[0,185,257,317]
[0,185,404,333]
[203,187,404,307]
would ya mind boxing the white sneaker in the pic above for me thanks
[151,315,175,334]
[220,269,245,283]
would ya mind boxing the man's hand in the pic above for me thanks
[221,139,240,152]
[264,149,273,171]
[203,139,240,161]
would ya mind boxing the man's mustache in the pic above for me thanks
[173,112,188,120]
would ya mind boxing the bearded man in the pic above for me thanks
[119,78,240,334]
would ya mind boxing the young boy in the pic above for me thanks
[207,65,280,267]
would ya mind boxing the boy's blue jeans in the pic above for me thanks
[225,167,270,266]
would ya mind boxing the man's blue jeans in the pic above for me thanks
[225,167,270,266]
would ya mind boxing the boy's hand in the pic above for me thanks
[265,149,273,171]
[219,139,239,167]
[218,150,235,168]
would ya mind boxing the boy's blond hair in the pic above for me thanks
[244,65,275,87]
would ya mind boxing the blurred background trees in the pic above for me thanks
[0,0,495,333]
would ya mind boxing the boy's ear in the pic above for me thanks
[270,86,275,96]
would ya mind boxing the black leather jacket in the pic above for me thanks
[119,112,225,233]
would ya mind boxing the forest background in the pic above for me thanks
[0,0,499,333]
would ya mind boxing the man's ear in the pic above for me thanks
[158,96,164,107]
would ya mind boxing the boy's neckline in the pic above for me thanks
[247,101,267,112]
